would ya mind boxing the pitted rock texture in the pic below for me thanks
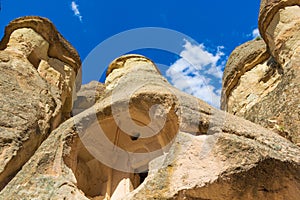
[263,5,300,67]
[222,0,300,145]
[221,39,283,117]
[1,54,299,200]
[0,16,81,191]
[222,40,269,94]
[242,58,300,144]
[1,16,82,115]
[259,0,300,65]
[221,40,282,112]
[1,5,300,199]
[124,131,300,200]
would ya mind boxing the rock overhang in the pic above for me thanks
[0,16,81,75]
[258,0,300,45]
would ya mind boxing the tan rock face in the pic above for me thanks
[124,130,300,200]
[221,40,282,112]
[1,17,82,117]
[222,1,300,144]
[1,6,300,199]
[259,0,300,66]
[264,5,300,66]
[1,54,299,200]
[0,16,81,73]
[0,17,81,191]
[0,54,180,199]
[73,81,105,115]
[221,40,283,115]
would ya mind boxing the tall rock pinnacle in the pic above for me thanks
[222,0,300,145]
[0,16,81,190]
[1,54,299,200]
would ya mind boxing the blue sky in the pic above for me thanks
[0,0,261,107]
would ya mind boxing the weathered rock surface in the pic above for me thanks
[1,2,300,198]
[0,16,81,190]
[1,54,299,200]
[73,81,105,115]
[124,130,300,200]
[0,16,81,73]
[221,39,283,120]
[222,0,300,145]
[221,39,282,113]
[259,0,300,66]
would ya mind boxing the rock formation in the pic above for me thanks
[0,0,300,199]
[222,0,300,145]
[0,54,180,199]
[0,54,299,200]
[0,16,81,191]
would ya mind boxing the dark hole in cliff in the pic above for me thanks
[64,101,179,198]
[138,171,148,184]
[130,133,140,141]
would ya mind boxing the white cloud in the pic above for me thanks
[71,1,83,22]
[166,40,225,108]
[252,28,260,39]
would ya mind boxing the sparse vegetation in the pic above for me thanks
[255,36,262,41]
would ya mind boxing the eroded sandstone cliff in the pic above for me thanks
[0,53,299,199]
[222,0,300,145]
[0,0,299,199]
[0,16,81,191]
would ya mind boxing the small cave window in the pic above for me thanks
[130,133,140,141]
[138,171,148,184]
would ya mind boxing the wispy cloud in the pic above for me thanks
[251,28,260,39]
[166,40,225,108]
[71,1,82,22]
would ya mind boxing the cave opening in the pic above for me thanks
[138,171,148,184]
[64,102,179,199]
